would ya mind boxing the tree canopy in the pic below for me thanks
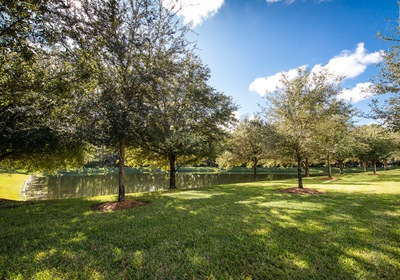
[263,67,348,188]
[217,116,275,181]
[370,7,400,131]
[0,0,86,171]
[127,54,237,189]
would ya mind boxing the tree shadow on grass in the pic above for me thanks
[1,185,400,279]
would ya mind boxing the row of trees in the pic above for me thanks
[0,0,237,201]
[218,68,400,188]
[2,1,400,196]
[217,2,400,188]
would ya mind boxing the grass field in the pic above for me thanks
[1,169,399,279]
[0,172,31,201]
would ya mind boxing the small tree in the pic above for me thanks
[354,124,398,174]
[264,67,344,188]
[331,129,358,174]
[314,111,354,178]
[356,124,398,174]
[217,116,275,181]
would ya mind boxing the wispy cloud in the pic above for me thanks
[248,43,383,96]
[163,0,225,27]
[338,82,373,103]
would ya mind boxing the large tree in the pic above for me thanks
[59,0,197,200]
[128,54,237,189]
[263,67,344,188]
[0,0,86,170]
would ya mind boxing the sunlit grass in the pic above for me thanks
[0,169,399,279]
[0,173,31,200]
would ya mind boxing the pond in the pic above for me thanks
[22,173,296,200]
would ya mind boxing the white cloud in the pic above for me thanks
[249,43,383,96]
[317,43,383,79]
[163,0,224,27]
[248,66,307,96]
[338,82,373,103]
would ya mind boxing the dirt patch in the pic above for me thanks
[91,200,147,212]
[318,177,338,181]
[277,187,325,195]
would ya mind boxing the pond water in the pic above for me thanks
[22,173,296,200]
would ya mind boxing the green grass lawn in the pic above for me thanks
[0,172,31,201]
[1,169,399,279]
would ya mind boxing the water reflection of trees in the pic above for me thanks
[25,173,295,200]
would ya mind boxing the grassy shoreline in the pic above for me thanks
[0,166,396,201]
[1,169,400,279]
[0,172,31,201]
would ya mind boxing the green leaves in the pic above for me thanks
[370,7,400,131]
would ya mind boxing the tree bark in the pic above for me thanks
[383,159,388,171]
[363,162,368,172]
[296,151,303,188]
[338,160,345,174]
[118,137,126,202]
[169,153,177,189]
[373,160,377,174]
[252,160,258,182]
[327,152,332,179]
[303,157,310,177]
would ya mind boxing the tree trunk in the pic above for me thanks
[252,160,258,182]
[118,138,126,202]
[373,160,377,174]
[303,157,310,177]
[296,151,303,188]
[363,162,368,172]
[383,159,388,171]
[327,152,332,179]
[338,160,345,174]
[169,154,177,189]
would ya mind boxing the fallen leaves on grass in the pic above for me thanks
[277,187,325,195]
[91,200,147,212]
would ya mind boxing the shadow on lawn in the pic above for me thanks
[1,185,400,279]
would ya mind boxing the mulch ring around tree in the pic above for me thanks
[277,187,325,195]
[91,200,148,212]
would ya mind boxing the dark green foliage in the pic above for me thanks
[127,54,237,189]
[0,0,86,171]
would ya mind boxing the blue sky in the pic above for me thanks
[168,0,398,124]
